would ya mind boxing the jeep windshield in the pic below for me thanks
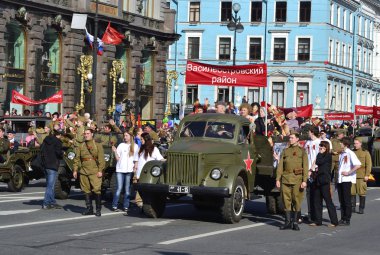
[180,121,235,139]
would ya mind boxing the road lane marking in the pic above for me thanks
[0,197,44,203]
[374,198,380,201]
[132,220,175,227]
[69,226,132,237]
[0,192,45,197]
[0,209,40,215]
[0,211,125,230]
[158,221,275,245]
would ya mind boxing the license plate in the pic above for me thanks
[169,185,190,194]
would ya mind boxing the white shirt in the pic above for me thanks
[115,143,139,173]
[338,148,361,183]
[304,138,321,170]
[137,147,163,178]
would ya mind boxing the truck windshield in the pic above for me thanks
[180,121,235,139]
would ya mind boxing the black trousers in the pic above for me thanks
[313,183,339,225]
[337,182,352,221]
[306,180,315,221]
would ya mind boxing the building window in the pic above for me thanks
[358,16,362,36]
[273,38,286,61]
[335,41,339,64]
[189,2,200,23]
[363,50,367,73]
[337,6,340,27]
[348,45,352,68]
[186,85,198,105]
[298,38,310,61]
[248,88,260,104]
[349,12,353,32]
[272,82,284,107]
[249,38,262,61]
[219,37,231,60]
[296,82,309,106]
[342,44,345,67]
[188,37,200,59]
[343,9,346,30]
[357,47,361,70]
[221,1,232,22]
[330,3,334,25]
[275,1,287,22]
[299,1,311,22]
[369,52,372,74]
[329,39,333,62]
[218,87,230,102]
[251,1,262,22]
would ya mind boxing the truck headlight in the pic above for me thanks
[151,166,162,177]
[67,152,75,160]
[104,154,110,162]
[210,168,222,180]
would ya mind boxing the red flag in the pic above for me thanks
[324,112,354,121]
[373,106,380,119]
[355,105,373,115]
[102,22,125,45]
[11,90,63,106]
[278,104,313,118]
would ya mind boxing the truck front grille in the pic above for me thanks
[166,153,199,185]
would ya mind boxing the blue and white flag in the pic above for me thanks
[85,29,104,55]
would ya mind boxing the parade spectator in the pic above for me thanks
[45,112,52,118]
[352,138,372,214]
[254,107,266,136]
[135,133,164,208]
[242,96,248,104]
[286,111,299,132]
[111,131,138,214]
[337,137,361,226]
[319,130,332,149]
[250,102,260,121]
[239,103,255,123]
[134,127,143,148]
[304,126,321,223]
[215,101,227,114]
[310,141,339,227]
[41,129,64,210]
[25,128,37,147]
[23,109,31,116]
[226,102,237,114]
[144,123,160,144]
[7,130,19,154]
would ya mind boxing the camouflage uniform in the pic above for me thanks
[0,137,10,163]
[276,143,308,230]
[352,148,372,214]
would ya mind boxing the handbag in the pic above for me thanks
[368,174,376,182]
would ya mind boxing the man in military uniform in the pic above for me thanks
[352,138,372,214]
[73,128,105,217]
[276,133,308,231]
[98,119,121,146]
[0,128,10,163]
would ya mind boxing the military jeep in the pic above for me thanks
[135,113,280,223]
[0,116,51,191]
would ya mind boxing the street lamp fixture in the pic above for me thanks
[227,2,244,104]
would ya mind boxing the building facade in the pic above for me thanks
[167,0,380,117]
[0,0,178,120]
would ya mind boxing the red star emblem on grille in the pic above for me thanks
[244,151,253,174]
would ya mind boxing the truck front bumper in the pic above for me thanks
[134,183,230,197]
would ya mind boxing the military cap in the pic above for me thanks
[7,130,16,134]
[336,129,345,135]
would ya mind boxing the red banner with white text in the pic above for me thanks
[373,106,380,119]
[355,105,373,115]
[325,112,354,121]
[12,90,63,106]
[185,61,267,87]
[279,104,313,118]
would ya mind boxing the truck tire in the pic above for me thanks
[54,177,71,200]
[142,193,166,218]
[7,165,24,192]
[220,176,245,224]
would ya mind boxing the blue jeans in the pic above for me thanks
[43,169,58,206]
[112,172,132,209]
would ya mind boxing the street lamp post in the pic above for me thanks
[174,83,179,117]
[227,3,244,104]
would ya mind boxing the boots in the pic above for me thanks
[95,194,102,217]
[292,211,300,231]
[82,193,94,215]
[280,211,293,230]
[358,196,365,214]
[351,195,356,213]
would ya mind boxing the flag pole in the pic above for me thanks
[91,0,99,120]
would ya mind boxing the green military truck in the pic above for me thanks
[135,113,282,223]
[0,116,50,191]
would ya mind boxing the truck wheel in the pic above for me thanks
[265,195,277,214]
[220,176,245,224]
[7,165,24,192]
[54,177,71,199]
[142,193,166,218]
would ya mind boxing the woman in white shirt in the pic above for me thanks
[111,131,138,213]
[135,133,164,208]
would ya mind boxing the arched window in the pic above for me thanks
[4,20,26,114]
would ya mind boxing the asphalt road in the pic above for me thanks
[0,181,380,255]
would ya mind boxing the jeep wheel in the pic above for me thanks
[7,165,24,192]
[220,176,245,223]
[54,177,71,199]
[142,193,166,218]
